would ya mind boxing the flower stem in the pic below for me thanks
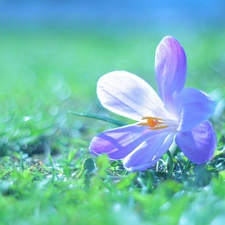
[166,150,174,177]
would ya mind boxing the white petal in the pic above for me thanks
[89,124,149,160]
[97,71,169,121]
[123,130,175,172]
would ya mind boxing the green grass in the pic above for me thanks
[0,28,225,224]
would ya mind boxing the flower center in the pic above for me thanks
[138,117,168,130]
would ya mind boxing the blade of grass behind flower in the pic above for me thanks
[68,111,127,126]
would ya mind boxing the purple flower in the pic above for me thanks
[89,36,217,172]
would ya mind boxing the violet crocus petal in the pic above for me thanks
[97,71,170,121]
[123,131,175,172]
[175,87,216,132]
[89,124,151,160]
[155,36,187,111]
[175,121,216,164]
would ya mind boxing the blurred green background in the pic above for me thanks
[1,1,225,225]
[1,0,225,156]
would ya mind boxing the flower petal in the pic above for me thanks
[175,87,216,132]
[155,36,187,110]
[123,131,175,172]
[97,71,169,121]
[89,124,150,160]
[175,121,216,164]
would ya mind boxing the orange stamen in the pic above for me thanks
[138,117,168,130]
[147,118,161,127]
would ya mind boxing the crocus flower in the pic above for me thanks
[89,36,217,172]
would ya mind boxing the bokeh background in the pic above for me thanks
[1,2,225,224]
[0,0,225,156]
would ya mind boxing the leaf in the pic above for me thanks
[116,173,136,190]
[83,158,96,174]
[63,165,71,179]
[96,154,110,177]
[68,111,127,126]
[67,149,77,165]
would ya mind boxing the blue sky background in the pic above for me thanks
[0,0,224,32]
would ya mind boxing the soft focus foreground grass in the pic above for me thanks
[0,29,225,224]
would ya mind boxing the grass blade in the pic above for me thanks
[68,111,127,126]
